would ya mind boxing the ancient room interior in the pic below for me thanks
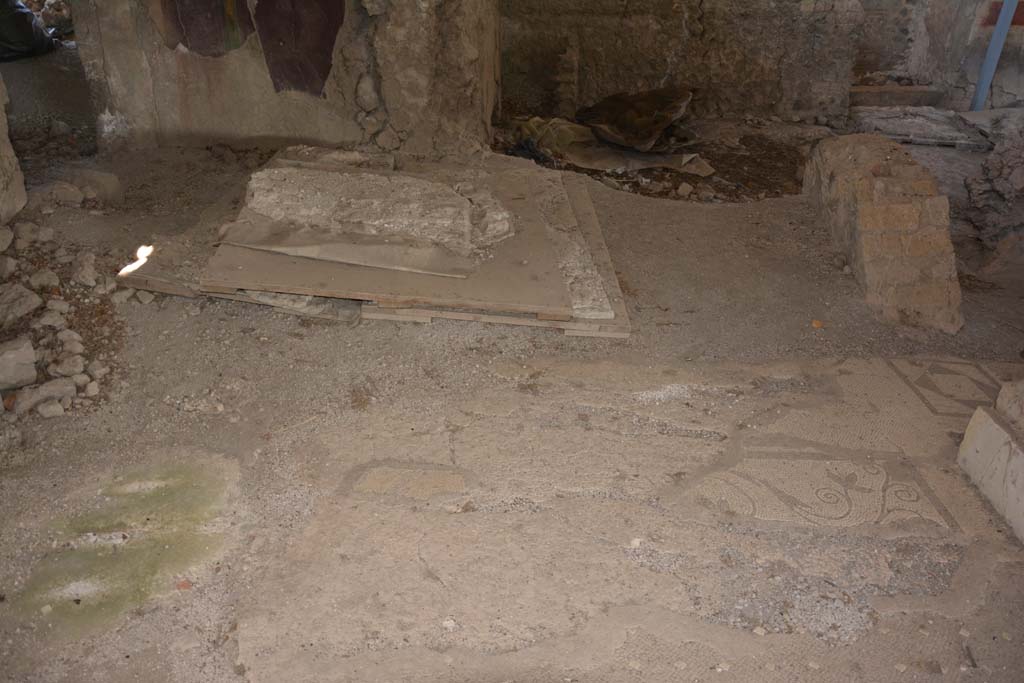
[0,1,1023,681]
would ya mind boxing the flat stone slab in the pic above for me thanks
[232,165,513,270]
[958,407,1024,542]
[0,283,43,329]
[13,377,76,415]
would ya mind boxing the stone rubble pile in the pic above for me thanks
[0,220,119,422]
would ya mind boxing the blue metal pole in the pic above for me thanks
[972,0,1020,111]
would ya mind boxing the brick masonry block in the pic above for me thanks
[805,134,964,334]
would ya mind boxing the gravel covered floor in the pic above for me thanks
[2,149,1023,682]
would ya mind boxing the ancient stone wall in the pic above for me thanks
[804,134,964,334]
[500,0,1024,120]
[0,75,27,224]
[71,0,500,155]
[500,0,865,122]
[855,0,930,80]
[855,0,1024,109]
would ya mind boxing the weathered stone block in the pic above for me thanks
[920,196,950,228]
[13,377,76,415]
[958,407,1024,542]
[0,74,26,223]
[856,206,891,233]
[998,380,1024,435]
[905,231,952,259]
[0,337,35,391]
[0,282,43,329]
[60,168,124,205]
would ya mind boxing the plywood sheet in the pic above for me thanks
[116,237,204,298]
[200,165,575,317]
[117,242,360,323]
[358,170,631,339]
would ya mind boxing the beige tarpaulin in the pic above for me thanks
[512,117,710,174]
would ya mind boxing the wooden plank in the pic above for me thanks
[564,328,631,339]
[197,283,238,295]
[213,292,361,323]
[200,169,575,317]
[119,270,200,298]
[360,310,432,324]
[116,240,203,298]
[537,312,574,322]
[362,304,604,331]
[118,255,361,323]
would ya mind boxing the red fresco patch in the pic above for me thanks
[982,2,1024,27]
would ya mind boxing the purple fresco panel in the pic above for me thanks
[253,0,346,95]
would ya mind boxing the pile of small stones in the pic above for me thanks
[0,221,123,421]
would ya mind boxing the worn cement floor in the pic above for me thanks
[2,150,1024,682]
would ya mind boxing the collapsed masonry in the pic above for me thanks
[72,0,500,154]
[805,134,964,334]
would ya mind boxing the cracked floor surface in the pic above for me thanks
[1,149,1023,682]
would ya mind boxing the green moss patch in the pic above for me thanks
[12,458,233,636]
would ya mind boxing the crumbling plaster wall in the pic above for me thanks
[71,0,500,155]
[854,0,1024,108]
[501,0,866,122]
[855,0,929,80]
[501,0,1024,120]
[940,1,1024,109]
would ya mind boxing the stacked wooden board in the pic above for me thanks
[115,235,362,323]
[121,151,630,339]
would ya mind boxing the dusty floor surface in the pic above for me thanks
[2,148,1024,682]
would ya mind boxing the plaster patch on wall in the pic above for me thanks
[97,109,131,141]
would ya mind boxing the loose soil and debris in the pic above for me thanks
[2,126,1024,682]
[497,105,826,203]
